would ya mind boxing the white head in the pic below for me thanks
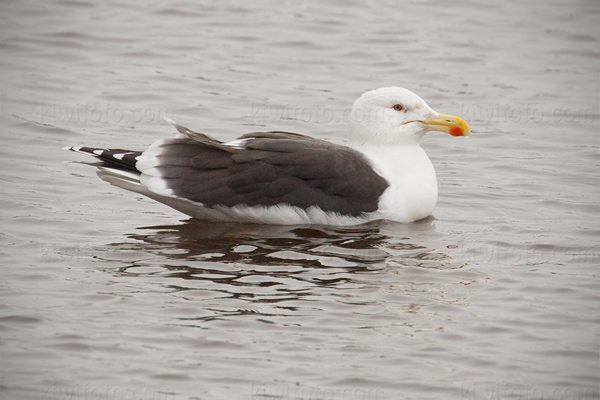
[348,87,470,147]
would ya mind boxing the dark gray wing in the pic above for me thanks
[138,131,389,217]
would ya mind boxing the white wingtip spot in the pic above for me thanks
[113,153,126,160]
[93,149,104,156]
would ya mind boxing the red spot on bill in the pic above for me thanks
[449,126,464,136]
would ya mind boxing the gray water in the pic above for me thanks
[1,1,599,399]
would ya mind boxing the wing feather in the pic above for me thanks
[136,130,389,216]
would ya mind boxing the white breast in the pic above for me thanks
[360,145,438,222]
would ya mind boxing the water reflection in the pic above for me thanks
[107,220,393,295]
[96,218,467,332]
[104,217,462,283]
[127,219,391,265]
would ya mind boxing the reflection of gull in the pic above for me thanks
[105,218,461,272]
[123,220,391,268]
[94,220,464,330]
[66,87,470,225]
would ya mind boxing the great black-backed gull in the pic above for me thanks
[65,87,470,225]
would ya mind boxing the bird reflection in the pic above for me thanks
[104,217,459,294]
[124,219,391,268]
[98,217,463,323]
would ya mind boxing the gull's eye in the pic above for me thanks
[392,104,404,112]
